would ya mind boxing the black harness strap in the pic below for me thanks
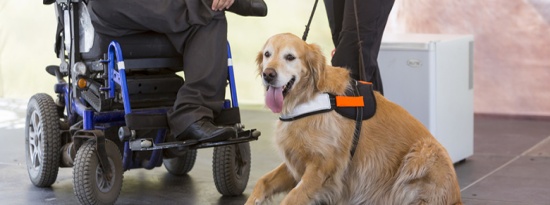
[350,80,362,159]
[279,108,333,122]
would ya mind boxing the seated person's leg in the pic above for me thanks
[87,0,260,142]
[167,15,236,142]
[88,0,215,36]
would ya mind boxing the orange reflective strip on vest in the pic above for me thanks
[335,96,364,107]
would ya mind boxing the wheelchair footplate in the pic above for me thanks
[129,129,261,151]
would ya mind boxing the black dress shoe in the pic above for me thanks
[178,118,236,142]
[227,0,268,17]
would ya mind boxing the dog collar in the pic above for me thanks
[279,93,333,121]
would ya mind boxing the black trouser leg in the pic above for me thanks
[325,0,394,95]
[323,0,344,46]
[167,16,229,136]
[88,0,228,136]
[88,0,217,37]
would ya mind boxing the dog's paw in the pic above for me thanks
[244,197,264,205]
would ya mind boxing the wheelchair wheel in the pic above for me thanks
[25,93,61,187]
[163,149,197,175]
[73,139,123,205]
[212,142,251,196]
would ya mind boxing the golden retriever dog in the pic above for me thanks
[245,33,462,205]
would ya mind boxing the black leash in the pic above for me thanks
[302,0,320,41]
[300,0,363,159]
[350,0,365,159]
[353,0,366,82]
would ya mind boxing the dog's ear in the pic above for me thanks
[306,43,327,91]
[256,51,264,76]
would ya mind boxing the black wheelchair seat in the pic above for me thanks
[82,31,180,60]
[77,31,185,111]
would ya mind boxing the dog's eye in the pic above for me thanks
[285,54,296,61]
[264,51,271,58]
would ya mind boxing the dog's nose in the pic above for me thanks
[263,68,277,83]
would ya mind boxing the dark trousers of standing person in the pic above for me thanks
[323,0,395,95]
[88,0,232,141]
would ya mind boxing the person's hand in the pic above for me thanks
[211,0,235,11]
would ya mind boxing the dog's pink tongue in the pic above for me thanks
[265,86,284,113]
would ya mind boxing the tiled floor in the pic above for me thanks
[1,98,550,205]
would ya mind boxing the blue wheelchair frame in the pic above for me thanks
[55,40,254,172]
[29,2,259,203]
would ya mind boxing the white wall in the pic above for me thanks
[385,0,550,116]
[0,0,333,106]
[0,1,60,99]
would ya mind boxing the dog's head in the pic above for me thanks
[257,33,348,114]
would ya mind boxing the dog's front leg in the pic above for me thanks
[280,164,329,205]
[245,163,297,205]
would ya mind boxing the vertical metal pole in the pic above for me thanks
[227,42,239,108]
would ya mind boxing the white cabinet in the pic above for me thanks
[378,33,474,163]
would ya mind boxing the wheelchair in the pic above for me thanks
[25,1,261,204]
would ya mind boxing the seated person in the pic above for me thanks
[87,0,267,142]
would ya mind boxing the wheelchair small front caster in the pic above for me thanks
[73,139,123,205]
[213,142,251,196]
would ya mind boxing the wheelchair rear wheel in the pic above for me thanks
[73,139,123,205]
[25,93,61,187]
[212,142,251,196]
[163,149,197,175]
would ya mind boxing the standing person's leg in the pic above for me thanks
[330,0,394,94]
[167,14,236,142]
[323,0,344,47]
